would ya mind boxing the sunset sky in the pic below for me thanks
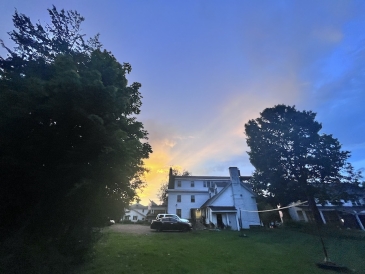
[1,0,365,206]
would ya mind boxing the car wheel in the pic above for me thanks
[182,226,189,232]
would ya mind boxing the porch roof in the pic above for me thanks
[208,206,237,212]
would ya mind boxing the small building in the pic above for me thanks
[146,200,167,222]
[288,194,365,230]
[122,203,148,222]
[167,167,261,230]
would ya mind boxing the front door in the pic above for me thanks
[217,214,224,229]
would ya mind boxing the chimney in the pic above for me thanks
[229,167,241,184]
[229,167,243,207]
[168,167,174,189]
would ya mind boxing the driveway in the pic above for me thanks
[107,224,154,234]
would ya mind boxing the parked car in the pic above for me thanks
[151,217,192,232]
[156,213,189,223]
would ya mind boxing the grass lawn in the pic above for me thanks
[79,226,365,274]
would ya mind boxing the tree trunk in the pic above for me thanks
[307,195,324,226]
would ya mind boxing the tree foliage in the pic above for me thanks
[0,6,151,271]
[1,6,101,62]
[245,105,362,223]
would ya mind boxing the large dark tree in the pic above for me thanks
[245,105,361,225]
[0,6,151,272]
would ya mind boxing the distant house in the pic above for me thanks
[288,185,365,230]
[167,167,261,230]
[146,200,167,222]
[122,203,148,222]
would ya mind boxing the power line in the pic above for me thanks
[240,201,308,213]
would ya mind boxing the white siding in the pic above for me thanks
[123,208,147,222]
[239,188,260,228]
[210,184,260,229]
[212,187,234,206]
[168,191,209,219]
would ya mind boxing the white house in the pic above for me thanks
[288,185,365,230]
[122,203,148,222]
[146,200,167,222]
[167,167,261,230]
[288,200,365,230]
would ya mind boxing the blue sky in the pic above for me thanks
[1,0,365,205]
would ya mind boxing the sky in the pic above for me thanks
[1,0,365,206]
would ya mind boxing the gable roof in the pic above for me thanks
[201,183,232,208]
[241,182,257,197]
[149,200,158,206]
[200,182,256,208]
[130,203,148,209]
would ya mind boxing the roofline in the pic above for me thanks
[130,205,148,209]
[200,182,232,208]
[167,190,208,193]
[173,175,252,180]
[174,176,231,180]
[240,182,257,197]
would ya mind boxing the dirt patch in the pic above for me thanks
[107,224,155,234]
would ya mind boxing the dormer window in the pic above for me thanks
[352,201,359,206]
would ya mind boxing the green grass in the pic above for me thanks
[79,227,365,274]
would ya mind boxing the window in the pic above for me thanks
[297,210,305,221]
[125,216,130,220]
[191,181,194,187]
[176,209,181,217]
[191,195,195,203]
[304,210,314,222]
[203,181,207,187]
[133,216,137,220]
[322,211,341,225]
[177,195,181,202]
[177,181,181,187]
[352,200,360,206]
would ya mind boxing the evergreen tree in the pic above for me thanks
[245,105,361,224]
[0,6,151,271]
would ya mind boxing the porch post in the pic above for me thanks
[354,211,365,231]
[319,210,326,224]
[235,208,240,231]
